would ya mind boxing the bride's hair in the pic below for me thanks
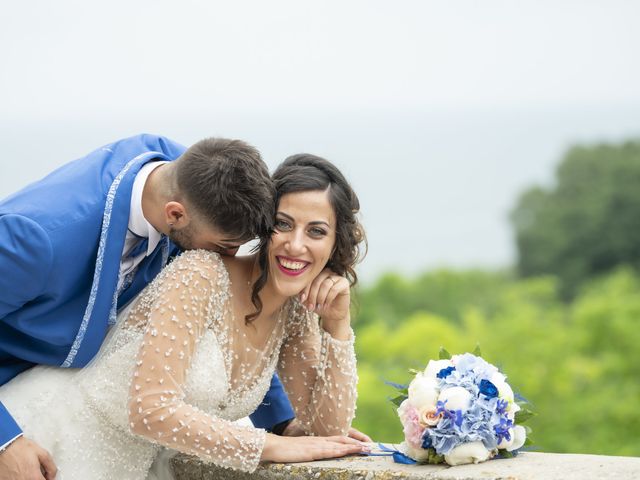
[246,153,367,323]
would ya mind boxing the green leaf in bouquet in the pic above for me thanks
[384,380,409,395]
[438,347,452,360]
[390,394,408,407]
[515,407,536,424]
[523,436,533,447]
[426,448,445,464]
[408,368,421,376]
[498,450,515,459]
[472,344,482,356]
[523,425,533,435]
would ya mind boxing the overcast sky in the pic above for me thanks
[1,1,639,280]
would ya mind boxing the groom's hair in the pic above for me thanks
[174,138,275,241]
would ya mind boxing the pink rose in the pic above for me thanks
[398,400,426,449]
[418,407,443,427]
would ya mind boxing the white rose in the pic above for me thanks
[507,425,527,452]
[497,430,514,450]
[408,373,439,409]
[444,441,492,465]
[438,386,472,411]
[490,372,514,404]
[397,399,409,419]
[424,359,454,379]
[402,442,432,462]
[507,401,521,420]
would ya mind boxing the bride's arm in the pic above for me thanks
[276,270,358,437]
[127,250,266,473]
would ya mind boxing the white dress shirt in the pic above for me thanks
[117,161,168,292]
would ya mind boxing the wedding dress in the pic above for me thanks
[0,250,358,479]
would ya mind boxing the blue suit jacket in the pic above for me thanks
[0,134,293,446]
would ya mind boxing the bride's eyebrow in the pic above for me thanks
[277,211,331,228]
[309,221,330,228]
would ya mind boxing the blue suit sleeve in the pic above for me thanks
[0,403,22,449]
[0,215,53,319]
[249,374,295,431]
[138,134,186,161]
[0,215,53,444]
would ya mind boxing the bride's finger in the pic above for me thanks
[325,435,367,446]
[322,281,347,311]
[305,270,331,311]
[347,427,373,443]
[299,283,312,304]
[314,277,337,311]
[314,442,368,459]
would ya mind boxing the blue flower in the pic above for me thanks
[421,431,433,449]
[454,410,463,427]
[437,366,456,379]
[479,379,498,399]
[493,417,513,444]
[496,399,509,415]
[435,400,449,416]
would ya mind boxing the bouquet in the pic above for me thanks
[390,348,533,466]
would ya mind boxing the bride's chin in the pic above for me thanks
[271,277,305,299]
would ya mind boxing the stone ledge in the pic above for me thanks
[171,450,640,480]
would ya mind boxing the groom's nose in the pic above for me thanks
[218,246,240,256]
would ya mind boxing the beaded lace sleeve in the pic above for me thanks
[127,250,266,473]
[277,300,358,436]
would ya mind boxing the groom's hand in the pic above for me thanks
[0,436,57,480]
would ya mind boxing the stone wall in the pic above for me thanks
[171,450,640,480]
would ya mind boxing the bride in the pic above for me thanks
[0,153,368,479]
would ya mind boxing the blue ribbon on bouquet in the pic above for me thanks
[361,443,417,465]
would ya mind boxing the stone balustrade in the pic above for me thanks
[171,449,640,480]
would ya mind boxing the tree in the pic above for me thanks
[510,140,640,298]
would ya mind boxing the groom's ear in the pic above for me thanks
[164,201,191,228]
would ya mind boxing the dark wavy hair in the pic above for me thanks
[246,153,367,323]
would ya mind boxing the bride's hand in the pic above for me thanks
[300,268,351,338]
[261,432,369,463]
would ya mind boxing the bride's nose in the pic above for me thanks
[284,229,306,254]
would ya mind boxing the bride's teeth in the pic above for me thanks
[279,258,306,270]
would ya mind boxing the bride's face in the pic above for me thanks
[268,189,336,297]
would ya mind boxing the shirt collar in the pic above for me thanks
[128,160,169,255]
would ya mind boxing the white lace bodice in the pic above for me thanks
[76,249,358,473]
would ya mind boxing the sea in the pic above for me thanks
[2,105,639,284]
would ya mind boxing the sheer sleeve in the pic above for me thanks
[127,250,266,473]
[277,300,358,436]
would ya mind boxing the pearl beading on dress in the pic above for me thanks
[4,249,359,477]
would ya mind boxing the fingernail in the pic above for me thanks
[308,303,315,311]
[300,293,307,302]
[316,303,322,311]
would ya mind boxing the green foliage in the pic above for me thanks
[354,269,511,328]
[438,347,451,360]
[352,267,640,456]
[511,140,640,298]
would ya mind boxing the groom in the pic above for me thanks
[0,134,296,479]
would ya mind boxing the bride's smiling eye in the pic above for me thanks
[274,218,292,231]
[308,226,327,238]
